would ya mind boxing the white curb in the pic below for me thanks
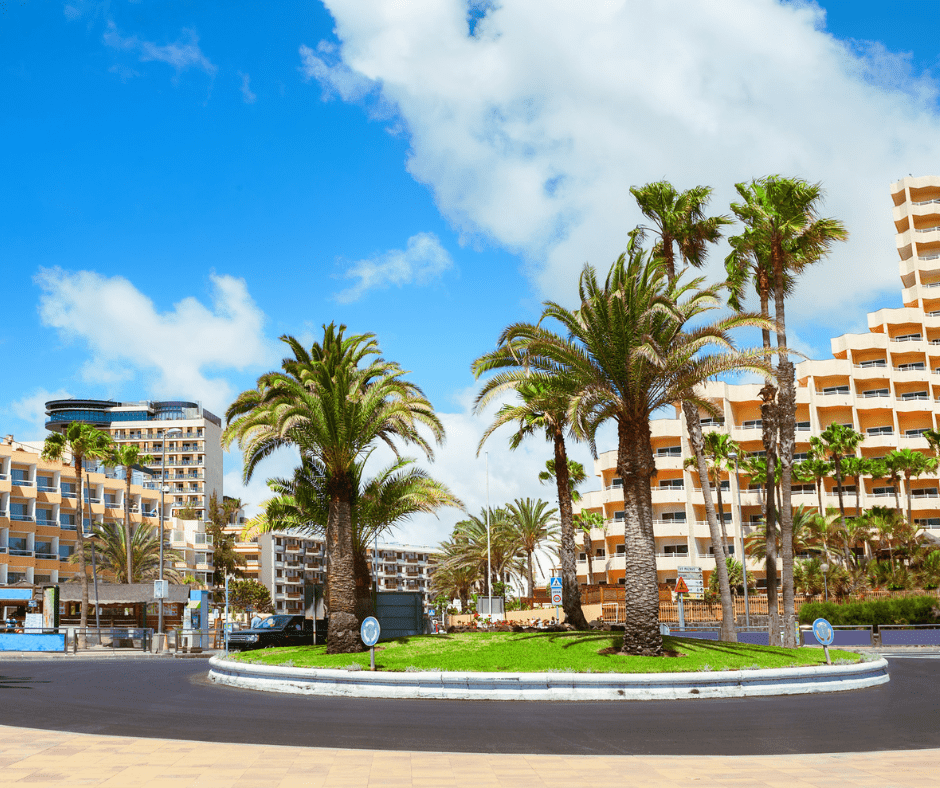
[207,655,889,701]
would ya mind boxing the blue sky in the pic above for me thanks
[2,1,940,544]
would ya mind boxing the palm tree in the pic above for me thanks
[481,241,770,654]
[730,175,848,647]
[684,431,739,546]
[629,181,731,281]
[886,448,938,527]
[725,230,788,644]
[42,424,113,637]
[539,458,587,503]
[447,508,523,599]
[746,505,819,564]
[471,374,590,630]
[574,509,605,587]
[223,325,445,654]
[505,498,559,598]
[106,443,155,585]
[429,552,477,613]
[839,455,871,517]
[810,423,864,561]
[631,180,739,642]
[205,493,247,589]
[73,520,184,583]
[794,452,832,515]
[250,456,460,620]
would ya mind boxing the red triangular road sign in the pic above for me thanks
[674,576,689,594]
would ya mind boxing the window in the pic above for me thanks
[595,548,606,558]
[616,544,626,554]
[793,452,808,461]
[901,391,929,401]
[741,419,763,429]
[59,544,74,559]
[656,446,682,457]
[873,486,896,496]
[894,333,922,342]
[613,510,625,522]
[906,428,929,437]
[911,488,939,498]
[11,468,29,484]
[915,518,940,528]
[821,385,849,395]
[867,425,894,436]
[663,545,689,555]
[700,417,725,427]
[610,477,623,488]
[863,388,889,398]
[859,359,886,368]
[658,479,684,490]
[796,421,811,431]
[897,362,925,371]
[660,512,686,522]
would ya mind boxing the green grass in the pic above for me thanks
[228,631,861,673]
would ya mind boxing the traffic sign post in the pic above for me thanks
[674,576,689,629]
[676,566,704,600]
[361,616,381,671]
[812,617,834,665]
[549,577,563,623]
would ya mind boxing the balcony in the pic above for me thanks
[10,513,34,523]
[9,549,33,557]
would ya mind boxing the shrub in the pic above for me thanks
[798,596,940,626]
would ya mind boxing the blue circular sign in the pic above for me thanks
[812,617,834,646]
[360,616,380,647]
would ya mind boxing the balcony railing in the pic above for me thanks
[914,198,940,206]
[36,484,58,492]
[9,549,33,557]
[10,513,34,522]
[892,335,923,342]
[11,478,34,486]
[915,226,940,233]
[35,552,59,560]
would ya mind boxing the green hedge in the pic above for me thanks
[798,596,940,626]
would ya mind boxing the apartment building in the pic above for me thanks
[0,438,161,586]
[45,399,223,520]
[257,532,326,615]
[574,176,940,589]
[166,516,215,587]
[367,543,440,609]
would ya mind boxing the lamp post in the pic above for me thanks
[485,451,492,622]
[729,451,750,628]
[820,561,829,603]
[157,427,183,635]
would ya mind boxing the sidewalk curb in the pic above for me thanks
[207,656,890,701]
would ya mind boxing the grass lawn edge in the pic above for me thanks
[225,631,867,675]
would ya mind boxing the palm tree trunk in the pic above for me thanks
[124,467,134,583]
[326,485,364,654]
[618,417,662,656]
[854,473,862,518]
[527,549,534,598]
[684,403,736,641]
[582,532,595,586]
[552,431,588,630]
[353,545,375,622]
[760,386,781,646]
[75,457,89,644]
[906,473,913,527]
[816,477,824,515]
[714,470,729,547]
[833,454,852,566]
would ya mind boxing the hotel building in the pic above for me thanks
[0,438,161,586]
[45,399,223,521]
[573,176,940,589]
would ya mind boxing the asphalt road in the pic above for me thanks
[0,657,936,755]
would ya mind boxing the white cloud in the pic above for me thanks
[334,232,454,303]
[311,0,940,341]
[35,269,277,415]
[239,71,257,104]
[103,22,217,77]
[4,388,72,442]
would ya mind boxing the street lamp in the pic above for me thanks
[158,427,183,635]
[728,451,750,629]
[820,561,829,603]
[485,451,492,622]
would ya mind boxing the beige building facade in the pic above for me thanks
[0,438,161,586]
[574,176,940,589]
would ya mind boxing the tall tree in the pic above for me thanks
[632,181,738,641]
[472,374,590,630]
[886,448,939,528]
[107,443,155,585]
[573,510,605,586]
[205,493,247,589]
[726,231,787,643]
[223,325,445,654]
[838,455,870,518]
[505,498,559,598]
[42,424,113,638]
[810,423,864,564]
[481,241,770,654]
[630,181,731,281]
[794,452,832,515]
[74,520,184,583]
[731,176,848,647]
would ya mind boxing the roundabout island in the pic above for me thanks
[208,631,890,701]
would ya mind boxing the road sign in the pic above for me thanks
[677,565,705,600]
[674,576,689,594]
[551,591,563,606]
[360,616,381,647]
[549,577,562,592]
[812,618,834,646]
[812,617,834,665]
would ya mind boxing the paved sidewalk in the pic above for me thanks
[0,725,937,787]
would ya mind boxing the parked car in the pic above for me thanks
[226,614,317,651]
